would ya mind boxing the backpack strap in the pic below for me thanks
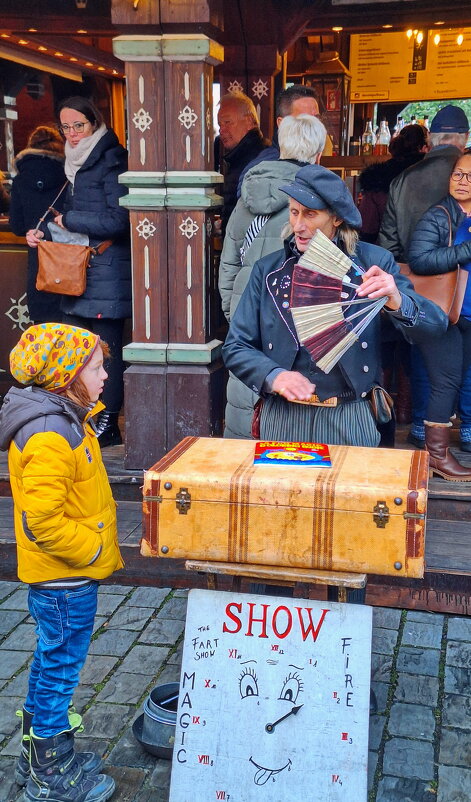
[240,213,271,265]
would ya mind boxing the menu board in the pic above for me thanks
[350,29,471,102]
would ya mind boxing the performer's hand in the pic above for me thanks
[54,214,65,229]
[357,265,402,311]
[272,371,316,401]
[26,228,44,248]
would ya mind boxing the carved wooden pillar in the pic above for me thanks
[219,45,281,142]
[113,33,224,468]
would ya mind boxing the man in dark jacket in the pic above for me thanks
[236,85,320,196]
[222,165,448,447]
[378,105,469,262]
[377,105,470,448]
[217,92,269,232]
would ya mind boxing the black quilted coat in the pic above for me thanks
[408,194,471,275]
[60,129,131,320]
[9,148,66,322]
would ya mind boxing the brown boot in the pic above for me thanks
[425,421,471,481]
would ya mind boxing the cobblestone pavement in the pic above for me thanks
[0,581,470,802]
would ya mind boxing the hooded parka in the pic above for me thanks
[0,386,123,584]
[219,158,304,438]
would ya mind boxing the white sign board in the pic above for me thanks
[169,589,373,802]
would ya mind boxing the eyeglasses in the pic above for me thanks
[59,122,91,135]
[451,170,471,184]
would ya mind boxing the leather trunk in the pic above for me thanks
[142,436,429,579]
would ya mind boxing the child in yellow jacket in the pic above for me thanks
[0,322,122,802]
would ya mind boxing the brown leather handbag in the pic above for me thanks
[36,239,112,296]
[399,205,468,325]
[33,181,112,296]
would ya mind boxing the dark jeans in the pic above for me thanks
[418,316,471,424]
[26,582,98,738]
[410,345,430,428]
[62,314,126,412]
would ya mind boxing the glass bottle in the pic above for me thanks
[361,119,375,155]
[373,119,391,156]
[410,115,417,124]
[393,116,404,136]
[423,115,429,130]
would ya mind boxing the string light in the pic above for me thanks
[0,30,123,78]
[405,28,425,44]
[457,33,464,45]
[434,34,440,46]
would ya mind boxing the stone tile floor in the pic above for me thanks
[0,581,470,802]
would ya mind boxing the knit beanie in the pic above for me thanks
[10,323,99,391]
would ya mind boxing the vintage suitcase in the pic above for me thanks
[142,436,429,579]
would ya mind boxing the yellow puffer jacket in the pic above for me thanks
[0,386,124,584]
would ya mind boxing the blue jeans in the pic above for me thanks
[25,582,98,738]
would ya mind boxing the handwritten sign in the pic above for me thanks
[350,29,471,102]
[169,589,372,801]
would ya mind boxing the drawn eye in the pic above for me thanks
[279,673,303,703]
[239,667,259,699]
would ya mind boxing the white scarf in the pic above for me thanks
[64,124,108,186]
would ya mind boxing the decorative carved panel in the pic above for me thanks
[165,62,214,172]
[126,62,166,171]
[168,210,206,343]
[130,210,168,343]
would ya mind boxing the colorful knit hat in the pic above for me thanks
[10,323,99,391]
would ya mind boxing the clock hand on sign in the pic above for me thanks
[265,704,303,733]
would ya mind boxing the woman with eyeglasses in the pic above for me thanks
[25,96,131,447]
[408,150,471,479]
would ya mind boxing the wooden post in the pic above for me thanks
[113,17,225,468]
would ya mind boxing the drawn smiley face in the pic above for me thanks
[238,659,304,786]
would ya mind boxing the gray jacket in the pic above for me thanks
[219,158,303,439]
[377,145,461,262]
[219,158,304,322]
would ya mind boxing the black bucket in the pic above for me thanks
[137,682,179,759]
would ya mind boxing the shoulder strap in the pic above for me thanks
[34,181,69,232]
[435,204,453,247]
[240,213,271,265]
[91,240,113,256]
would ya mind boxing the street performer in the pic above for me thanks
[222,164,448,448]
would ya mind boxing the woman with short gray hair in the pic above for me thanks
[218,114,327,439]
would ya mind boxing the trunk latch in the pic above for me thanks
[373,500,389,528]
[176,487,191,514]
